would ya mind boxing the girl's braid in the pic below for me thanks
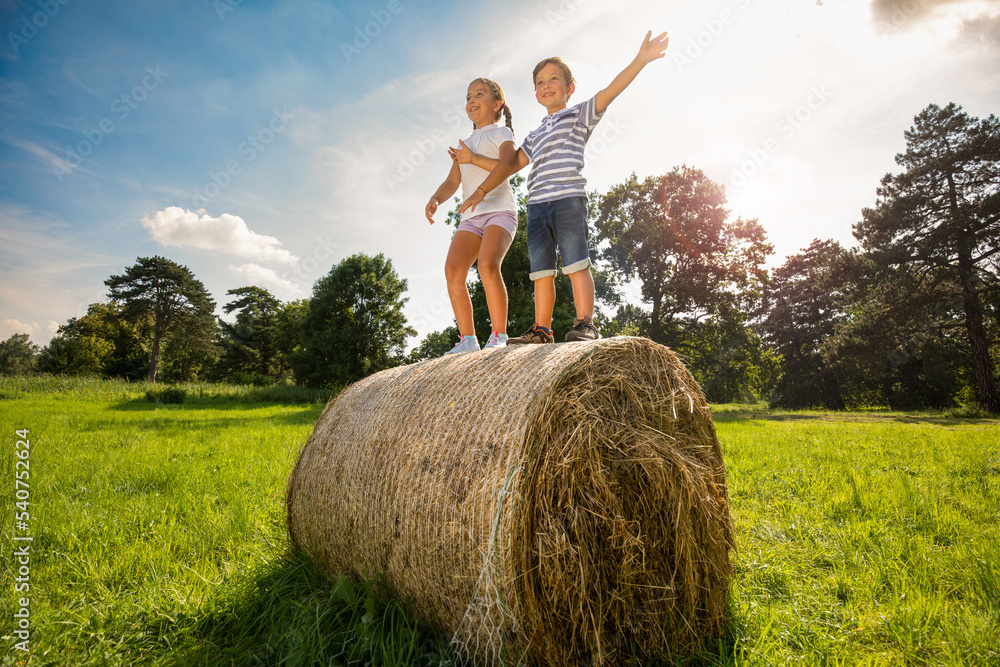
[501,104,514,140]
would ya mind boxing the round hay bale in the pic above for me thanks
[286,336,734,665]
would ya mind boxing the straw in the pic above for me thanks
[286,336,734,665]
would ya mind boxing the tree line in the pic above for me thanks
[2,103,997,412]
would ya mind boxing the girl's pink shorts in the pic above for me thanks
[456,210,518,239]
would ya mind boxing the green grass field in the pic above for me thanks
[1,377,998,665]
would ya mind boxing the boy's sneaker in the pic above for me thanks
[506,324,554,345]
[445,336,479,355]
[565,316,600,342]
[483,332,508,349]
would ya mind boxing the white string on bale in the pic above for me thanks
[286,336,735,666]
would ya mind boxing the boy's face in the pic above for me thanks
[534,62,574,114]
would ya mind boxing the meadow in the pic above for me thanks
[0,376,997,665]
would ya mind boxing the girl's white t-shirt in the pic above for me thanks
[459,123,517,222]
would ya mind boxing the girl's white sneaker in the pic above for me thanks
[482,332,508,349]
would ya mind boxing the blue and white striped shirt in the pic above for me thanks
[521,95,604,204]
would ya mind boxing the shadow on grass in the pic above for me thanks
[50,551,742,667]
[154,545,743,667]
[163,547,455,667]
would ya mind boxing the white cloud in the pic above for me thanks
[2,133,83,181]
[868,0,1000,44]
[0,319,58,346]
[142,207,299,264]
[1,319,40,337]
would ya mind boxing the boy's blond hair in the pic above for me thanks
[532,57,575,87]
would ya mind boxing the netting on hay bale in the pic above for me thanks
[286,336,735,666]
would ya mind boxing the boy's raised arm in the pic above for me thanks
[595,30,669,116]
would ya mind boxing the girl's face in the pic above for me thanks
[466,81,502,129]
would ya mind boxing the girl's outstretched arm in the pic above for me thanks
[595,30,669,115]
[458,142,526,214]
[425,160,462,223]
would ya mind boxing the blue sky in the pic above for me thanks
[2,0,999,347]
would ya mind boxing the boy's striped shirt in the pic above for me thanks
[521,95,604,204]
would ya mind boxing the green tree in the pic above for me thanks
[686,308,780,403]
[0,333,40,375]
[38,302,149,379]
[762,239,857,409]
[854,103,1000,413]
[293,253,415,388]
[39,318,114,376]
[823,262,975,410]
[273,299,308,367]
[408,326,459,362]
[105,256,217,383]
[216,286,286,383]
[97,302,152,380]
[159,309,220,382]
[595,167,773,399]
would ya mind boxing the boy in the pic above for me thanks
[459,30,669,344]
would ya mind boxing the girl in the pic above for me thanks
[425,78,518,354]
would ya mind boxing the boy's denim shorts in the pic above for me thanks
[526,196,592,281]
